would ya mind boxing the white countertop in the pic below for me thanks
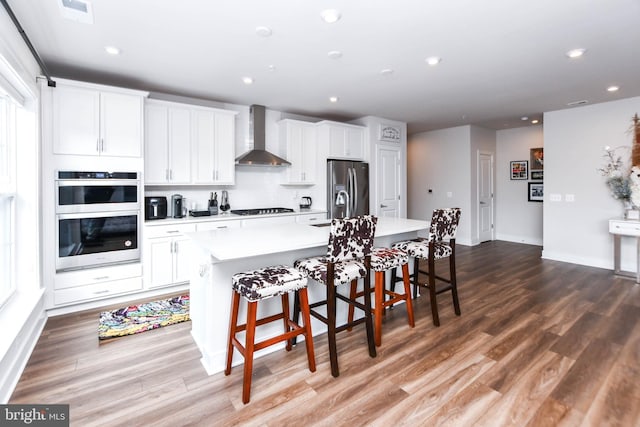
[186,217,428,261]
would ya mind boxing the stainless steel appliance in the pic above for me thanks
[230,207,294,216]
[144,196,167,220]
[327,160,369,219]
[171,194,184,218]
[55,171,141,271]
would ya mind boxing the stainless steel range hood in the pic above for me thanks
[235,105,291,166]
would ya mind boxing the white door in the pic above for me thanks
[377,146,401,218]
[478,152,494,242]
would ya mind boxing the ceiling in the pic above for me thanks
[6,0,640,134]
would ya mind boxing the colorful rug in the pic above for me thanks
[98,295,190,340]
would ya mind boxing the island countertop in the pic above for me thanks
[186,217,428,261]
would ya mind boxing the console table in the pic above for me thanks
[609,219,640,283]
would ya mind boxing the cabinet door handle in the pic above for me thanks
[96,138,100,153]
[166,169,170,181]
[170,169,173,180]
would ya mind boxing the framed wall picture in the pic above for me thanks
[379,124,401,142]
[528,182,544,202]
[510,160,528,180]
[530,147,544,170]
[531,170,544,180]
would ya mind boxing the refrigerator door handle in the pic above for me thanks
[351,167,358,216]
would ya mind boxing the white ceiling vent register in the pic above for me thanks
[59,0,94,24]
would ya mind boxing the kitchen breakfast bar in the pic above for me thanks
[186,217,427,375]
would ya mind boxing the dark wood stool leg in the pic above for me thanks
[346,279,358,331]
[389,267,397,310]
[326,265,340,377]
[281,294,292,351]
[428,253,440,327]
[374,271,384,346]
[412,257,420,299]
[450,250,461,316]
[362,259,377,358]
[298,288,316,372]
[225,291,241,376]
[290,290,301,347]
[401,263,415,328]
[242,301,258,404]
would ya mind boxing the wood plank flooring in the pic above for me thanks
[10,241,640,426]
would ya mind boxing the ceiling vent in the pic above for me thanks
[567,100,589,107]
[59,0,94,24]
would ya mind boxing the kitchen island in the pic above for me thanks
[186,217,427,375]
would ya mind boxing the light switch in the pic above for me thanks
[565,194,575,202]
[550,194,562,202]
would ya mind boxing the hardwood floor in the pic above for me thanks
[10,241,640,426]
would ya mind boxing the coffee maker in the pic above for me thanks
[171,194,184,218]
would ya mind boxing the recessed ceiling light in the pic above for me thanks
[425,56,441,66]
[321,9,341,23]
[329,96,339,103]
[104,46,120,55]
[327,50,343,59]
[242,77,254,85]
[521,116,529,121]
[380,69,394,76]
[566,48,586,58]
[607,85,620,92]
[255,26,272,37]
[531,119,539,124]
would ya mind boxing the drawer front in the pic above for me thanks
[196,220,242,231]
[54,276,143,306]
[296,213,326,224]
[609,220,640,236]
[145,223,196,238]
[54,262,142,290]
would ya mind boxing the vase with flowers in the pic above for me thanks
[599,146,635,216]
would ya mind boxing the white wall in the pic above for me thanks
[543,96,640,269]
[408,126,473,245]
[495,125,544,245]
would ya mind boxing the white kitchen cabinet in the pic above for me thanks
[144,223,196,288]
[52,81,145,157]
[52,262,143,307]
[145,100,192,184]
[317,121,365,160]
[241,215,296,228]
[296,212,327,224]
[191,108,237,185]
[279,119,317,185]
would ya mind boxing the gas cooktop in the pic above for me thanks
[230,207,295,216]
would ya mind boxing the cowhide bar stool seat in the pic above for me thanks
[347,247,415,346]
[225,265,315,404]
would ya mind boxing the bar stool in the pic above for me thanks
[294,215,377,377]
[347,247,415,346]
[392,208,462,327]
[225,265,315,404]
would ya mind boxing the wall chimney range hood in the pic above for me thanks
[235,105,291,166]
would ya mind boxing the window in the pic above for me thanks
[0,93,16,307]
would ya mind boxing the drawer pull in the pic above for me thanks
[166,230,180,234]
[93,289,109,294]
[93,276,109,281]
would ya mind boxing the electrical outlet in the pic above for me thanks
[565,194,575,202]
[549,194,562,202]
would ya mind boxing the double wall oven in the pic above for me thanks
[55,171,141,271]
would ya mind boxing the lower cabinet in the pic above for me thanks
[52,262,143,306]
[144,223,196,289]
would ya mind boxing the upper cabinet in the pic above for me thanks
[52,81,146,158]
[192,108,237,185]
[317,121,365,160]
[144,99,237,185]
[279,119,317,185]
[145,100,192,184]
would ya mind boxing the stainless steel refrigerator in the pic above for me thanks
[327,160,369,219]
